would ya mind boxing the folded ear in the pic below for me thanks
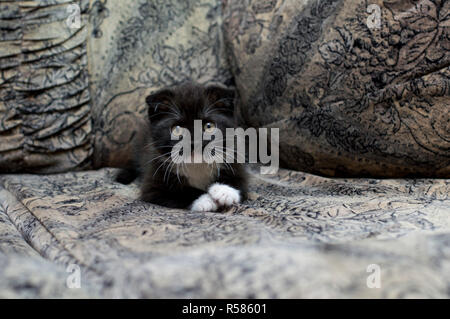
[205,85,236,115]
[146,89,176,122]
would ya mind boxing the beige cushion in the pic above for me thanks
[223,0,450,177]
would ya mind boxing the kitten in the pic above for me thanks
[116,82,247,212]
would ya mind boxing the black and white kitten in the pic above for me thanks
[116,82,247,212]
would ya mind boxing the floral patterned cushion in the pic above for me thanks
[0,0,230,173]
[223,0,450,177]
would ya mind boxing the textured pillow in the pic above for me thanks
[88,0,232,168]
[223,0,450,177]
[0,0,93,173]
[0,0,231,173]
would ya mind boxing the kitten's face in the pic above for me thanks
[145,83,235,163]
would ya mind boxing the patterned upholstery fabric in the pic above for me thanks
[0,0,93,173]
[1,0,448,176]
[0,0,231,172]
[0,168,449,298]
[0,0,449,298]
[87,0,232,168]
[223,0,450,177]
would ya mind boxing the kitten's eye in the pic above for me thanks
[203,122,216,133]
[171,125,183,136]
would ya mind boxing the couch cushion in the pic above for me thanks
[0,0,232,173]
[223,0,450,177]
[87,0,232,168]
[0,0,93,173]
[1,167,449,297]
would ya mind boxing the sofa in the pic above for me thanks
[0,0,449,298]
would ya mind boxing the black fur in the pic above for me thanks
[116,82,248,209]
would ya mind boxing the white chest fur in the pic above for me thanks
[180,163,217,191]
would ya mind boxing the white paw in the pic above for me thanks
[208,183,241,207]
[190,194,218,212]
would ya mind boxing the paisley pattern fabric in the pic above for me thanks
[223,0,450,177]
[0,168,449,298]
